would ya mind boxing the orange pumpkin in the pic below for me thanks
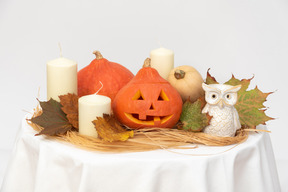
[77,51,134,101]
[112,58,183,129]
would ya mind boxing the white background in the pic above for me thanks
[0,0,287,191]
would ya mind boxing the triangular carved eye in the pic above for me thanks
[157,90,169,101]
[132,90,144,100]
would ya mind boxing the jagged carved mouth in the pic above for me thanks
[124,113,173,126]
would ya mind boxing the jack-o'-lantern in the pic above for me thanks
[112,58,183,129]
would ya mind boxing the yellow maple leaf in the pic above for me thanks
[93,114,134,142]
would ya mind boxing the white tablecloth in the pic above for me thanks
[1,115,280,192]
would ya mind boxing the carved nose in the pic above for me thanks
[149,103,155,110]
[219,99,224,108]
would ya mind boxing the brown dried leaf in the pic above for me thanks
[59,93,79,129]
[93,114,134,142]
[30,98,73,136]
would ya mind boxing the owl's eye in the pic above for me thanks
[211,94,217,99]
[226,94,231,99]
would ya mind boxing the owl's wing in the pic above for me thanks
[233,108,241,130]
[202,104,209,114]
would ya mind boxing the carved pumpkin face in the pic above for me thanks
[112,65,182,129]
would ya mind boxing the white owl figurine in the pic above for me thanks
[202,83,242,137]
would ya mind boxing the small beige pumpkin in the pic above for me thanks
[167,65,204,102]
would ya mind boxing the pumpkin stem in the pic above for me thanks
[143,58,151,68]
[93,51,103,60]
[174,69,186,79]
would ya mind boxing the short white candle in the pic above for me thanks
[150,47,174,80]
[79,94,111,138]
[47,57,77,101]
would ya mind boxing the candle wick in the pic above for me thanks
[94,81,103,95]
[58,42,63,57]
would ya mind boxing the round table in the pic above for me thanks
[1,115,280,192]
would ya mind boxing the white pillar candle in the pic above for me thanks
[150,47,174,80]
[79,94,111,138]
[47,57,77,102]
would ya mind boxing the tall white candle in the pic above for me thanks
[47,57,77,101]
[150,47,174,80]
[79,94,111,138]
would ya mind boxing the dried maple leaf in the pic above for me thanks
[205,68,219,85]
[224,74,254,95]
[232,86,274,128]
[205,70,274,128]
[59,93,79,129]
[29,98,73,136]
[93,114,134,142]
[179,98,212,132]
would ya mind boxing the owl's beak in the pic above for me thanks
[219,99,224,108]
